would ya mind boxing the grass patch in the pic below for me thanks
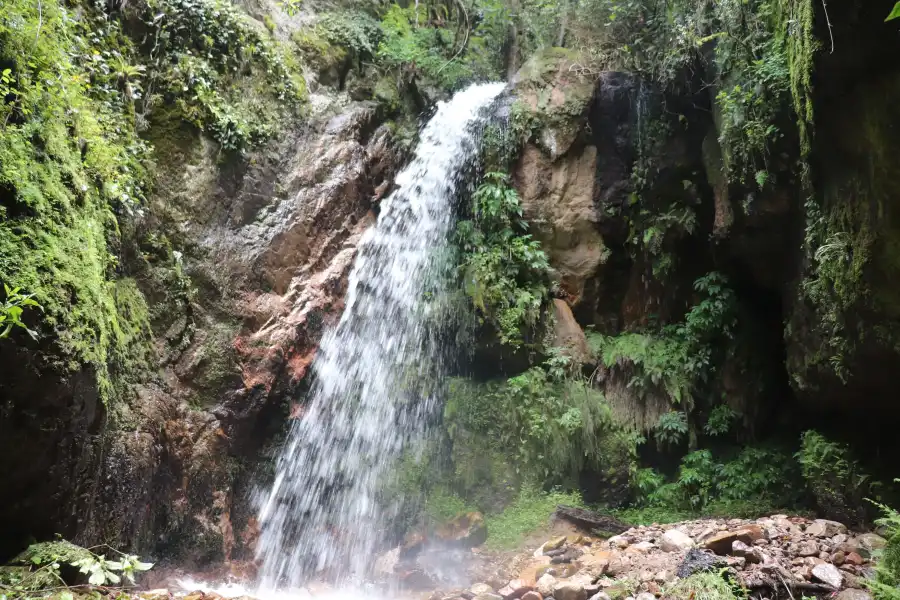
[664,572,742,600]
[613,499,805,526]
[484,488,584,551]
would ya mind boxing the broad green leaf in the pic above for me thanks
[88,571,106,585]
[134,561,154,571]
[887,2,900,20]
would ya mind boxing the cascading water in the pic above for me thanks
[255,82,506,592]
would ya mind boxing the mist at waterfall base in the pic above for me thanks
[178,82,506,599]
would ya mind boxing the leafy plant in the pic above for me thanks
[655,411,688,447]
[704,405,739,436]
[0,284,41,340]
[457,172,550,348]
[797,430,876,525]
[642,446,800,512]
[591,272,736,412]
[888,3,900,22]
[445,351,636,487]
[868,490,900,600]
[1,539,153,595]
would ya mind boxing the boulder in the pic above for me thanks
[626,541,655,554]
[836,589,873,600]
[807,520,848,538]
[608,535,630,549]
[436,512,488,548]
[731,540,762,564]
[537,574,559,597]
[472,584,495,596]
[660,529,694,552]
[703,525,765,555]
[544,536,568,552]
[811,563,843,589]
[845,552,865,566]
[857,533,887,553]
[553,581,587,600]
[797,541,820,557]
[500,580,534,599]
[589,594,611,600]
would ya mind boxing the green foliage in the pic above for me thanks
[457,172,550,347]
[664,571,744,600]
[483,487,585,550]
[889,3,900,21]
[140,0,306,151]
[642,446,800,512]
[655,411,688,447]
[799,200,872,382]
[704,405,739,436]
[376,3,497,91]
[797,430,875,525]
[446,352,629,482]
[590,272,737,412]
[868,493,900,600]
[2,539,153,595]
[0,285,41,340]
[0,0,155,401]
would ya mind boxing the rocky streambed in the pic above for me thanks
[128,513,885,600]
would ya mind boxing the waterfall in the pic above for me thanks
[255,82,506,591]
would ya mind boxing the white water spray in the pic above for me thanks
[254,82,506,592]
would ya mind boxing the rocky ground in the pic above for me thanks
[130,512,885,600]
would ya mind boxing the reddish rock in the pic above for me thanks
[845,552,865,566]
[704,525,765,555]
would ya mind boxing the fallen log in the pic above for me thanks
[554,505,630,535]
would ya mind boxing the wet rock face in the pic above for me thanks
[0,98,404,564]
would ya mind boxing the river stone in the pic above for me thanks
[731,540,761,564]
[553,582,587,600]
[704,525,765,555]
[807,520,847,538]
[660,529,694,552]
[522,593,543,600]
[589,593,611,600]
[472,584,495,596]
[437,512,488,548]
[500,579,534,599]
[538,574,558,597]
[798,540,820,557]
[812,563,844,588]
[836,590,873,600]
[475,595,504,600]
[546,536,568,551]
[635,593,656,600]
[857,533,888,552]
[845,552,865,566]
[139,591,172,600]
[608,535,630,549]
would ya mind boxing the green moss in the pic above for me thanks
[483,488,585,551]
[0,0,155,402]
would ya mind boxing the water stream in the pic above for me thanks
[253,82,506,593]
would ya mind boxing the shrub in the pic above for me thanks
[797,430,875,525]
[642,446,800,513]
[868,495,900,600]
[457,172,551,348]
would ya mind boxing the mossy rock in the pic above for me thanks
[510,48,597,159]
